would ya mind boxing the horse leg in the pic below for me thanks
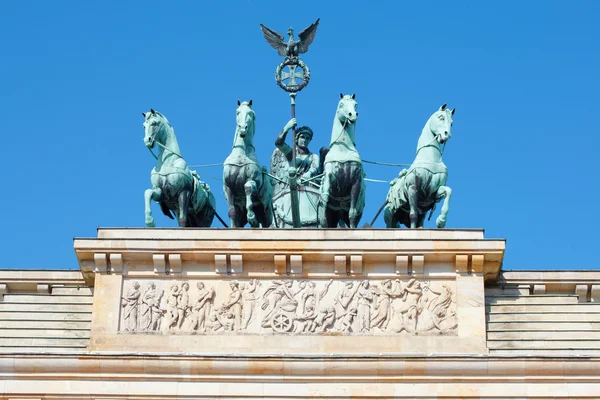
[349,179,362,228]
[144,188,162,228]
[384,205,398,228]
[177,190,191,227]
[435,186,452,228]
[417,213,426,228]
[320,163,333,208]
[245,180,258,227]
[408,184,419,229]
[223,184,238,227]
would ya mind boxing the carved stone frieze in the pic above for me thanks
[119,278,457,335]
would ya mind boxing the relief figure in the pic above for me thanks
[371,279,399,331]
[177,282,191,330]
[165,284,180,330]
[139,282,157,331]
[190,282,215,332]
[356,280,373,333]
[334,281,360,331]
[121,281,141,332]
[221,281,243,331]
[261,280,296,329]
[240,279,260,330]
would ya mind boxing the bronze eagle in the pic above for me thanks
[260,18,320,59]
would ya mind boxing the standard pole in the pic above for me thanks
[290,93,297,168]
[289,92,301,228]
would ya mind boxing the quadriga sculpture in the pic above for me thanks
[320,94,365,228]
[384,104,454,229]
[142,109,216,227]
[223,100,273,227]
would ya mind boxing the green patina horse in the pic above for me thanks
[320,94,366,228]
[384,104,455,229]
[223,101,273,228]
[142,109,215,228]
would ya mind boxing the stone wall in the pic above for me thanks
[0,270,92,353]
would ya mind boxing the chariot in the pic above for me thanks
[269,299,298,333]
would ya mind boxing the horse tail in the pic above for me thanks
[319,146,329,175]
[189,174,216,227]
[197,191,216,227]
[160,202,175,219]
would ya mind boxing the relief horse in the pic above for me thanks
[143,109,216,227]
[223,100,273,228]
[320,94,365,228]
[384,104,454,228]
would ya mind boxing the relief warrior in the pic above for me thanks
[121,281,141,332]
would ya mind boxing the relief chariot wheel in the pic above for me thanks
[275,58,310,93]
[271,312,294,333]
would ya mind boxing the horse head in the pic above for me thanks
[428,104,455,144]
[142,109,169,149]
[336,93,359,125]
[235,100,256,140]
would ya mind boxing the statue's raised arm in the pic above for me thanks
[269,118,321,228]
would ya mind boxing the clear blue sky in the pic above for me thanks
[1,1,598,271]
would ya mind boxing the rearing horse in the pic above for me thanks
[223,100,273,228]
[320,94,365,228]
[384,104,454,229]
[143,109,216,228]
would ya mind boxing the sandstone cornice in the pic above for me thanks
[1,353,599,381]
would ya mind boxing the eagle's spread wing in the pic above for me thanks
[297,18,320,54]
[260,24,287,56]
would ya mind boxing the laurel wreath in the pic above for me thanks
[275,59,310,93]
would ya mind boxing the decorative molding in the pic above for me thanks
[396,255,409,275]
[168,254,182,274]
[0,283,6,301]
[411,255,424,276]
[274,255,287,275]
[455,255,469,274]
[93,253,107,273]
[592,285,600,303]
[533,284,546,295]
[230,254,243,274]
[290,255,302,275]
[350,255,363,274]
[472,255,484,274]
[214,254,228,274]
[109,253,123,273]
[334,255,347,275]
[153,254,166,274]
[36,284,50,294]
[576,284,589,303]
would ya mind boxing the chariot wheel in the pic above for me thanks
[271,312,293,333]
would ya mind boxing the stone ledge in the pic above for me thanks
[74,228,505,285]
